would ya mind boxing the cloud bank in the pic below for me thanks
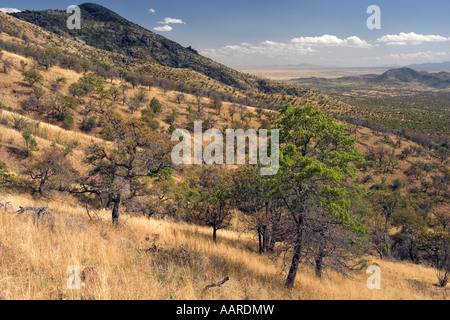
[0,8,21,13]
[158,17,186,24]
[154,25,173,32]
[291,35,371,48]
[201,34,371,59]
[200,32,449,64]
[377,32,450,45]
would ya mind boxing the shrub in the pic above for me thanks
[22,69,43,87]
[63,114,74,129]
[11,115,31,131]
[22,130,39,157]
[391,178,405,190]
[0,161,23,191]
[150,97,162,113]
[168,125,176,134]
[362,174,373,184]
[80,116,97,132]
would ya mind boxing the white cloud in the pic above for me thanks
[291,34,372,48]
[0,8,21,13]
[377,32,450,45]
[200,33,450,66]
[200,40,316,59]
[200,34,371,60]
[389,51,448,60]
[148,8,156,13]
[154,25,173,32]
[158,17,186,24]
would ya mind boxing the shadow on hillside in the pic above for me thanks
[178,227,258,253]
[146,243,288,298]
[6,146,27,160]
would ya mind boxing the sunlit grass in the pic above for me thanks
[0,193,447,300]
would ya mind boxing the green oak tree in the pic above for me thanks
[271,104,366,288]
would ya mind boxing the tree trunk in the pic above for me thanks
[38,173,49,196]
[267,236,276,253]
[285,226,303,288]
[267,222,277,253]
[315,246,325,279]
[39,179,45,196]
[213,227,217,242]
[383,218,391,258]
[262,225,268,253]
[112,194,121,224]
[257,226,263,253]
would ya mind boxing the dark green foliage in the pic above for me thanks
[0,161,22,190]
[22,130,39,157]
[272,104,367,287]
[80,116,97,132]
[185,166,235,242]
[62,114,74,129]
[22,69,43,87]
[150,97,162,114]
[391,178,405,190]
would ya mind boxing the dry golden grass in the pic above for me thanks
[0,193,448,300]
[0,110,101,146]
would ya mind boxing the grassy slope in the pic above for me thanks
[1,193,448,300]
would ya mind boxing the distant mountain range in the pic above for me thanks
[292,67,450,89]
[371,68,450,88]
[406,61,450,72]
[251,61,450,73]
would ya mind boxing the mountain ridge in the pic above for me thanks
[8,3,354,112]
[11,3,251,89]
[372,67,450,88]
[291,67,450,89]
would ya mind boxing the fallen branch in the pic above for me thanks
[0,201,56,226]
[13,205,54,225]
[0,202,8,212]
[84,206,100,221]
[204,276,230,290]
[14,205,49,216]
[0,200,15,213]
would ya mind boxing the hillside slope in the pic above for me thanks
[10,3,354,112]
[12,3,263,91]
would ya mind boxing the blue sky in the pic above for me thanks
[1,0,449,67]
